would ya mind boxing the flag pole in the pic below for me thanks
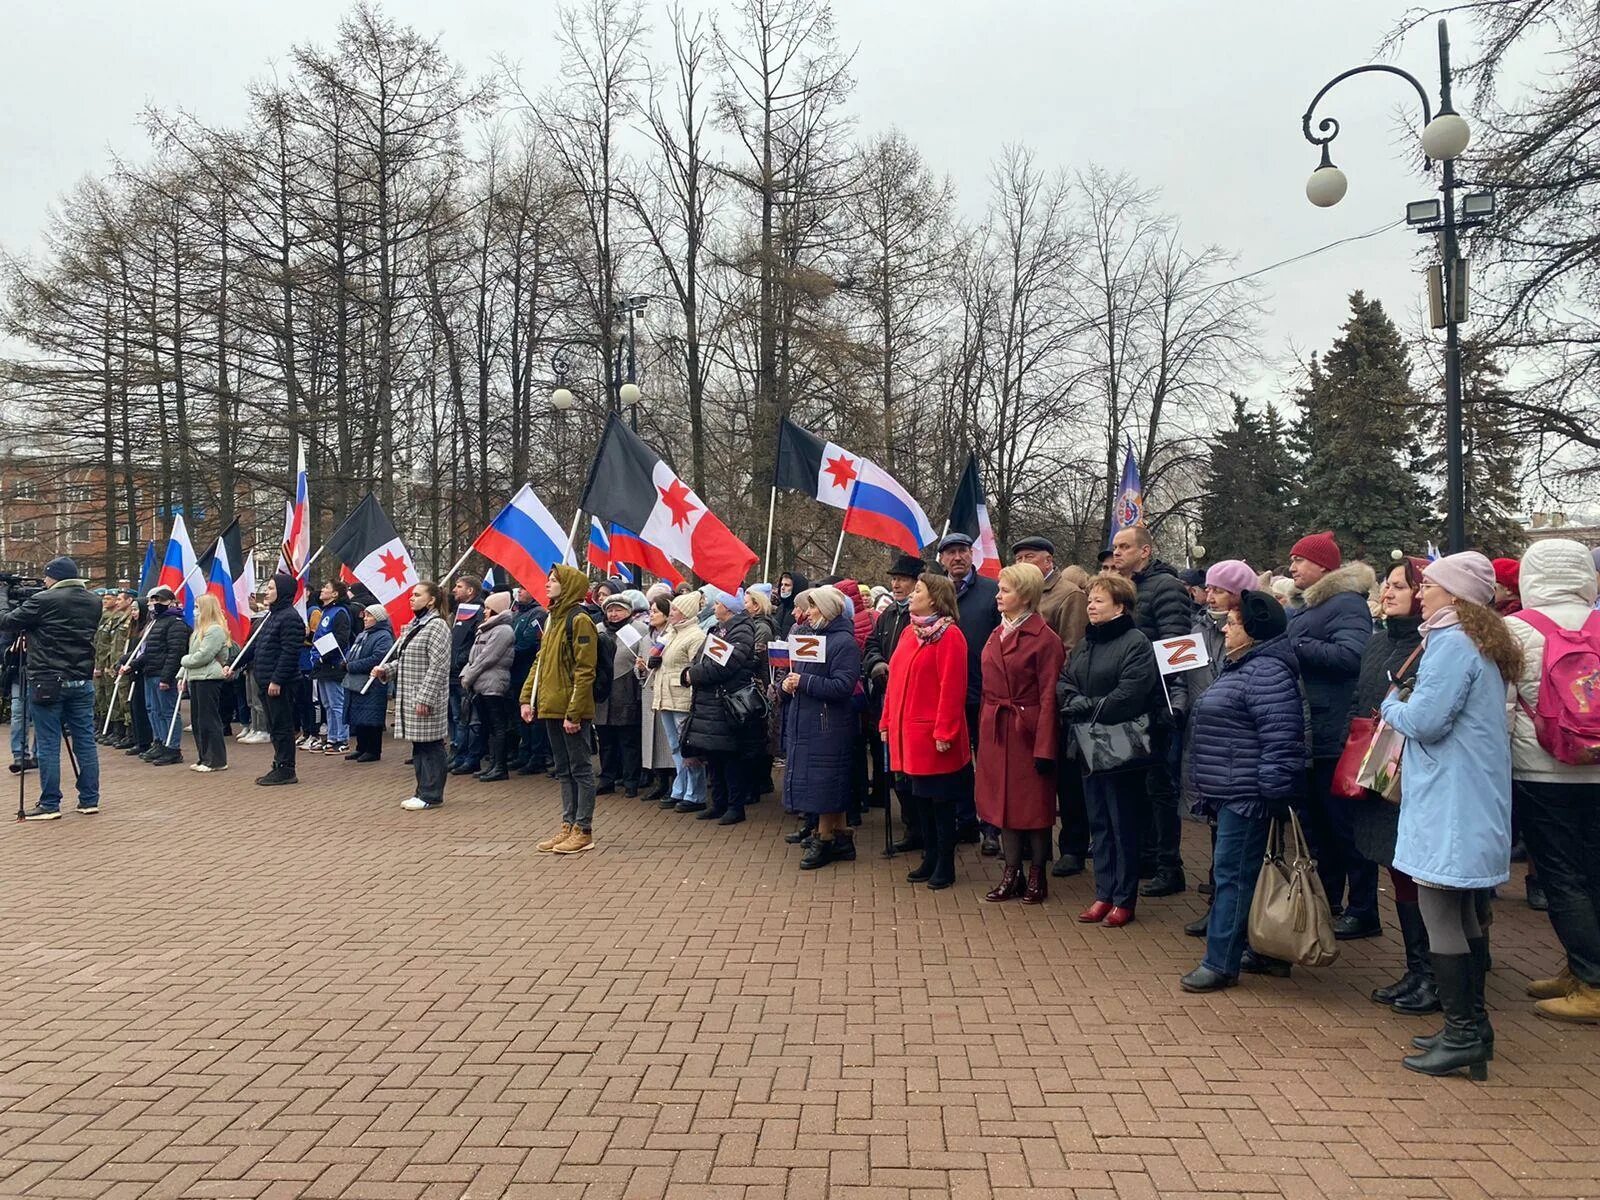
[830,478,859,576]
[358,545,471,696]
[102,621,155,737]
[829,524,847,576]
[233,543,328,662]
[163,670,187,746]
[761,486,777,582]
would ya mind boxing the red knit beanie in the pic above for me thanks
[1492,557,1520,594]
[1290,531,1342,572]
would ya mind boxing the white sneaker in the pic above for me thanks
[213,763,229,772]
[235,730,251,743]
[247,731,271,744]
[191,762,211,772]
[400,796,432,811]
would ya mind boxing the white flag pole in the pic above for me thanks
[233,543,328,662]
[163,670,187,746]
[830,479,859,576]
[761,486,777,582]
[358,546,469,695]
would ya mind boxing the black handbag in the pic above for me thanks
[1071,701,1155,775]
[28,672,63,706]
[720,681,769,726]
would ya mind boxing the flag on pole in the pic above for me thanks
[947,453,1002,580]
[200,519,250,644]
[841,461,938,557]
[137,540,158,594]
[774,417,865,510]
[236,542,258,619]
[325,494,419,629]
[1425,541,1441,561]
[607,523,683,588]
[157,514,199,622]
[587,516,614,576]
[579,414,757,593]
[1109,440,1145,543]
[280,442,311,618]
[471,484,574,607]
[481,567,495,591]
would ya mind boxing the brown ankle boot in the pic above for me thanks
[984,866,1024,903]
[1020,865,1047,905]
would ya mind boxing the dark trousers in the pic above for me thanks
[597,722,642,787]
[957,702,981,832]
[353,724,383,758]
[1296,758,1379,922]
[413,739,447,805]
[916,793,958,884]
[448,679,486,767]
[519,716,550,767]
[129,676,151,749]
[1086,768,1143,908]
[188,678,227,769]
[1518,779,1600,985]
[1056,762,1090,858]
[263,689,296,773]
[477,693,514,771]
[1140,724,1184,876]
[1202,807,1271,977]
[293,675,316,735]
[706,751,753,817]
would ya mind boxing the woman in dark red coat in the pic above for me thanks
[977,562,1066,905]
[880,572,970,890]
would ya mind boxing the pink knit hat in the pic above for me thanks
[1204,559,1258,599]
[1423,551,1496,607]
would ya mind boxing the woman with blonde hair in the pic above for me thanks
[180,593,231,773]
[977,562,1066,905]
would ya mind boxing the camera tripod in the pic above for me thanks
[9,640,80,821]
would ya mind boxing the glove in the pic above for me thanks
[1034,757,1053,776]
[1060,695,1093,721]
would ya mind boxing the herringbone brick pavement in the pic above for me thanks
[0,741,1596,1199]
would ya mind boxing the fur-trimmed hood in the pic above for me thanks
[1301,561,1376,609]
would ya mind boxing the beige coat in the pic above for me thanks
[1037,570,1088,656]
[651,620,705,713]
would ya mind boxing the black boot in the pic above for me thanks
[1372,900,1425,1005]
[1392,904,1441,1014]
[927,800,957,890]
[906,795,937,882]
[893,794,924,855]
[645,771,673,801]
[1403,952,1489,1079]
[1410,934,1494,1056]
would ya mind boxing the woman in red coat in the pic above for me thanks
[880,572,971,890]
[977,562,1066,905]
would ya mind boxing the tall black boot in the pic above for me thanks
[478,722,509,781]
[906,794,937,882]
[1402,952,1489,1080]
[927,800,957,890]
[1372,900,1424,1005]
[1392,903,1441,1013]
[894,792,924,855]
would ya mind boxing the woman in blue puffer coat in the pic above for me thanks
[780,585,863,871]
[1180,590,1306,993]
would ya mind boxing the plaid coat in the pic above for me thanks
[391,613,450,743]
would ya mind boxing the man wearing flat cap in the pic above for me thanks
[938,532,1000,847]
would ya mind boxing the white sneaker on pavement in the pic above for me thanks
[400,797,431,811]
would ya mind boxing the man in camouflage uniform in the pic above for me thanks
[94,589,134,743]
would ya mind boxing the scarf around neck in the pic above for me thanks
[1419,605,1461,641]
[911,612,954,644]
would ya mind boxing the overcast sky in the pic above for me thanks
[4,0,1537,489]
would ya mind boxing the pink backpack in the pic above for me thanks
[1513,609,1600,766]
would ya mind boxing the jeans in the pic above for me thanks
[659,710,705,803]
[520,716,549,767]
[30,681,99,813]
[1141,724,1184,876]
[1203,806,1271,977]
[188,678,227,768]
[547,719,596,831]
[1518,779,1600,985]
[449,679,485,767]
[413,739,447,804]
[144,677,180,749]
[9,681,32,761]
[318,679,349,743]
[1085,768,1142,907]
[293,675,316,735]
[1296,758,1379,922]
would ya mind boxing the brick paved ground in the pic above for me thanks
[0,741,1597,1200]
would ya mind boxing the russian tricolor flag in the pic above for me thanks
[472,484,574,607]
[607,523,681,588]
[202,520,250,644]
[156,514,199,622]
[842,461,937,557]
[587,516,615,577]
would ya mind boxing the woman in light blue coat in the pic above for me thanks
[1380,552,1522,1082]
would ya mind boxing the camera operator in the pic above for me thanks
[0,557,101,820]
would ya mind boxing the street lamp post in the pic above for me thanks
[1301,18,1493,554]
[549,296,648,431]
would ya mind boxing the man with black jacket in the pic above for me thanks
[1109,525,1193,897]
[2,557,102,820]
[227,571,307,785]
[138,586,191,766]
[938,533,1001,847]
[447,575,484,775]
[863,553,923,850]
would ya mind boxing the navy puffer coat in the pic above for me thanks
[342,623,395,728]
[1188,633,1307,820]
[781,612,863,815]
[1287,562,1375,757]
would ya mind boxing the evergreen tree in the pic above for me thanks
[1295,293,1432,560]
[1199,393,1299,569]
[1418,339,1526,557]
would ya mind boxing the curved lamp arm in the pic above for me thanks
[1302,64,1435,168]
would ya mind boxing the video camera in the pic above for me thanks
[0,572,45,617]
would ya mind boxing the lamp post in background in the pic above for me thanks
[550,295,648,431]
[1301,18,1495,554]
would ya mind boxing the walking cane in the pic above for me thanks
[881,740,895,858]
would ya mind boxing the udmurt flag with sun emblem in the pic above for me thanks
[325,493,419,629]
[579,414,757,593]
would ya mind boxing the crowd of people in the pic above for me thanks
[6,526,1600,1085]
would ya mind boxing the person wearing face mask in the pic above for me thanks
[938,532,1001,851]
[864,554,925,850]
[1348,557,1433,1013]
[775,570,810,639]
[1180,590,1304,991]
[226,572,306,786]
[1380,552,1522,1081]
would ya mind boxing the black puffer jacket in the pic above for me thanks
[681,611,760,755]
[1057,612,1159,727]
[0,579,102,681]
[1131,559,1192,718]
[237,573,307,688]
[140,607,191,686]
[450,602,481,677]
[775,570,811,638]
[1349,615,1422,720]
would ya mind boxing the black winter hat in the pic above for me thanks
[1238,589,1287,641]
[44,556,80,581]
[888,553,925,580]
